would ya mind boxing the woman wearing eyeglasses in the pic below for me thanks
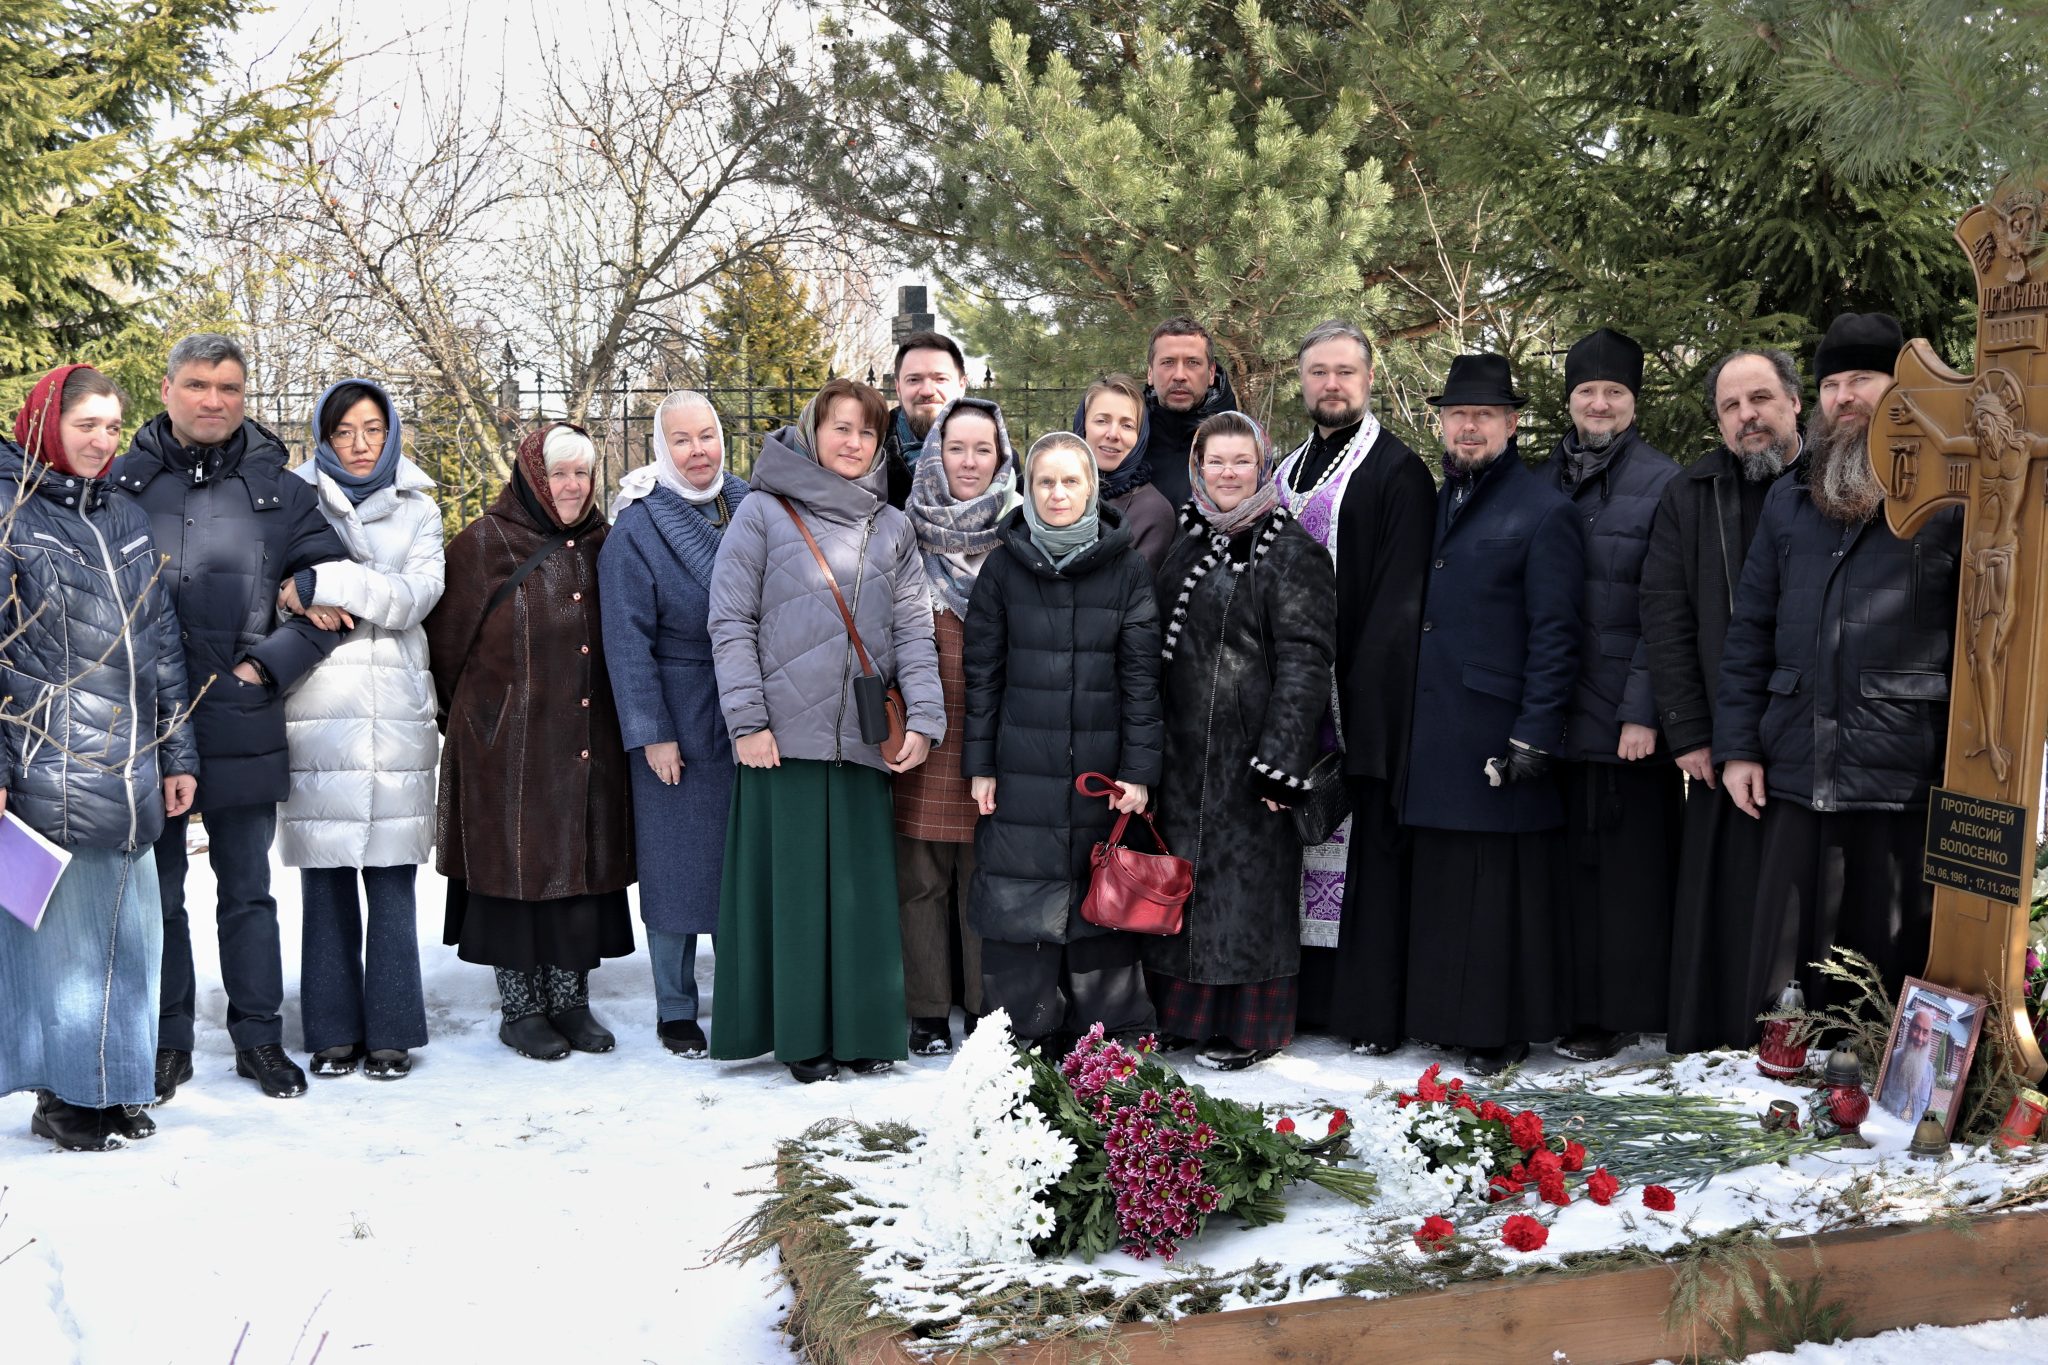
[1144,412,1336,1072]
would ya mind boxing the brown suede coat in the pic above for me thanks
[425,475,634,900]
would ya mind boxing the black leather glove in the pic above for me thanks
[1483,739,1551,787]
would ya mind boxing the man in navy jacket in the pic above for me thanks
[1715,312,1961,1019]
[1535,329,1682,1062]
[1402,354,1585,1074]
[115,334,348,1104]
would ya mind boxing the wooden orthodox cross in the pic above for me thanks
[1871,183,2048,1083]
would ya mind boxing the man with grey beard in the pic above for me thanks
[1640,348,1804,1051]
[1714,313,1963,1023]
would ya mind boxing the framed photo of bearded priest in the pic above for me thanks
[1873,977,1986,1135]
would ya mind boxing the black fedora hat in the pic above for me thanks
[1427,353,1527,409]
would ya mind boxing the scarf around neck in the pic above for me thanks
[904,397,1018,616]
[311,377,403,505]
[1022,436,1100,570]
[1189,409,1283,538]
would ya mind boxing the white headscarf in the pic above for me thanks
[614,390,728,513]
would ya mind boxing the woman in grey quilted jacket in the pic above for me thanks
[277,379,446,1081]
[0,365,199,1151]
[706,378,943,1083]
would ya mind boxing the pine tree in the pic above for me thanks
[0,0,331,407]
[1352,0,1982,453]
[769,1,1982,452]
[697,246,834,444]
[773,4,1407,417]
[1692,0,2046,185]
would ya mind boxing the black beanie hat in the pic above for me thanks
[1564,327,1644,396]
[1814,312,1903,383]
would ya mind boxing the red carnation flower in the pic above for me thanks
[1453,1092,1479,1114]
[1396,1093,1416,1109]
[1327,1108,1350,1137]
[1414,1215,1456,1251]
[1527,1147,1563,1178]
[1501,1213,1549,1252]
[1487,1175,1525,1203]
[1642,1185,1677,1212]
[1507,1110,1545,1152]
[1538,1173,1571,1207]
[1275,1116,1296,1135]
[1562,1140,1587,1173]
[1585,1167,1620,1206]
[1479,1101,1511,1124]
[1416,1064,1448,1102]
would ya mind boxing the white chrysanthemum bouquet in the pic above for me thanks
[915,1009,1077,1262]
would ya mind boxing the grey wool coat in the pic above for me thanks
[707,427,943,770]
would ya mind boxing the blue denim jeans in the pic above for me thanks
[300,865,429,1053]
[0,846,162,1107]
[646,929,705,1024]
[154,804,283,1051]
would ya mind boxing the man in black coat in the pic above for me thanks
[1277,319,1434,1054]
[1401,354,1585,1074]
[1143,316,1238,508]
[1536,328,1682,1061]
[1715,313,1962,1019]
[1642,347,1805,1051]
[880,330,969,509]
[113,333,348,1103]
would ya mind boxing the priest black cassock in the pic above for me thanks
[1640,348,1805,1052]
[1534,328,1683,1062]
[1274,320,1434,1054]
[1715,313,1963,1019]
[1402,353,1585,1075]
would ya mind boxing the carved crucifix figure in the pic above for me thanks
[1871,182,2048,1083]
[1891,372,2047,788]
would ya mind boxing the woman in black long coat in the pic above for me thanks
[1146,413,1337,1071]
[963,433,1164,1048]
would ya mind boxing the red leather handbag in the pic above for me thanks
[1074,772,1193,936]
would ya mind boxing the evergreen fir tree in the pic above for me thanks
[1693,0,2045,185]
[772,1,1982,452]
[0,0,330,407]
[697,246,833,442]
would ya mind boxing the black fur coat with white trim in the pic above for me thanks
[1144,505,1337,985]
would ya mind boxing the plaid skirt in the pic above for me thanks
[1149,971,1298,1051]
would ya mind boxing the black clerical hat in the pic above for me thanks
[1426,353,1527,409]
[1814,312,1904,383]
[1564,327,1644,395]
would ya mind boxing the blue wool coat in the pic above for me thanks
[1401,444,1586,832]
[598,476,748,934]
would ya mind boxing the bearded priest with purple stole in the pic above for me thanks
[1275,320,1434,1055]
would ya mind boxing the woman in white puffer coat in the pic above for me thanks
[278,378,446,1081]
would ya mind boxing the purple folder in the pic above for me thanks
[0,811,72,930]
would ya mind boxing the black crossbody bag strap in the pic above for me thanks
[438,528,576,722]
[483,528,575,622]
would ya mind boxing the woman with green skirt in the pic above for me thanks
[706,378,944,1083]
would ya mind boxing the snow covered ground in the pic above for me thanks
[1,845,2042,1364]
